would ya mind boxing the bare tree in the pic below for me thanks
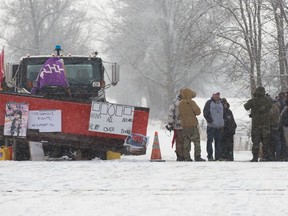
[94,0,218,118]
[268,0,288,91]
[0,0,95,61]
[212,0,264,96]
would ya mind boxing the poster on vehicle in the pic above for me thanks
[89,101,134,135]
[123,133,149,155]
[28,110,61,132]
[4,102,29,137]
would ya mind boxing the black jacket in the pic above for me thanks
[223,105,237,135]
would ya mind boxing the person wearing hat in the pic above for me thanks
[244,86,272,162]
[203,92,225,161]
[221,98,237,161]
[178,88,205,161]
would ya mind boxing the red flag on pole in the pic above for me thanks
[0,46,4,90]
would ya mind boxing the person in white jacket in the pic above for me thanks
[167,90,184,161]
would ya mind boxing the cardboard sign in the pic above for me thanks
[89,102,134,135]
[123,133,149,155]
[28,110,61,132]
[29,141,45,161]
[4,102,29,137]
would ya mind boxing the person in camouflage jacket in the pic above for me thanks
[269,100,281,161]
[244,86,272,162]
[279,95,288,160]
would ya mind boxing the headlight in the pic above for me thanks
[92,81,100,87]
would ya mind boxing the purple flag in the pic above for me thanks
[31,57,69,94]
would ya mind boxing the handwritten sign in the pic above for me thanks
[28,110,61,132]
[89,102,134,135]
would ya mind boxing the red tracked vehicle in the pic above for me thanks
[0,46,149,160]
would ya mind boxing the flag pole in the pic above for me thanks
[0,46,4,90]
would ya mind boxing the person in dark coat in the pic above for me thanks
[279,94,288,161]
[277,92,286,112]
[269,99,281,161]
[279,92,288,160]
[221,98,237,161]
[244,86,272,162]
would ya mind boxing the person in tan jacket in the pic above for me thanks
[178,88,205,161]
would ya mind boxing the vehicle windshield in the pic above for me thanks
[27,63,98,85]
[66,64,93,85]
[16,56,104,99]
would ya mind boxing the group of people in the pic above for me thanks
[244,87,288,162]
[167,86,288,162]
[167,88,236,162]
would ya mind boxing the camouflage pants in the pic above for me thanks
[251,125,270,159]
[282,127,288,159]
[175,129,184,159]
[182,126,201,160]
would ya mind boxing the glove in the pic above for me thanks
[165,123,174,132]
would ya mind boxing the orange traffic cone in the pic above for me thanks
[150,131,165,162]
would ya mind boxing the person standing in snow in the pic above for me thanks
[167,90,184,161]
[178,88,205,161]
[221,98,237,161]
[203,92,225,161]
[269,99,281,161]
[279,94,288,161]
[244,86,272,162]
[278,92,288,160]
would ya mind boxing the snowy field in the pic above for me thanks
[1,98,288,216]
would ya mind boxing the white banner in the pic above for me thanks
[28,110,61,132]
[89,102,134,135]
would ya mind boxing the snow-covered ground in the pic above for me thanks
[1,98,288,216]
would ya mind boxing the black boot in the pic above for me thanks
[250,154,258,162]
[195,156,206,161]
[177,156,184,161]
[175,151,184,161]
